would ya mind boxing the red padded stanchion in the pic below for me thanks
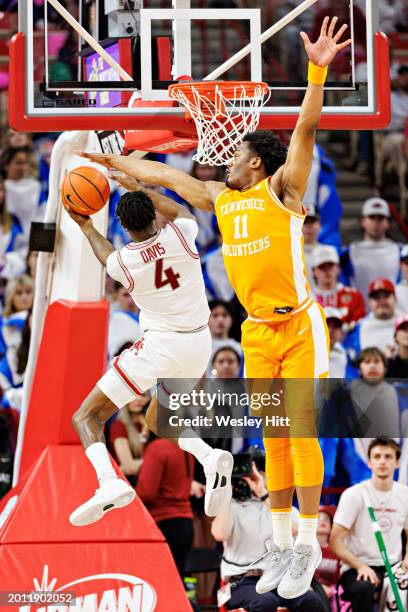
[19,300,109,478]
[0,446,191,611]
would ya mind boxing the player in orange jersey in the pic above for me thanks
[80,16,351,599]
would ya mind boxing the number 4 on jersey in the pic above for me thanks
[155,258,180,290]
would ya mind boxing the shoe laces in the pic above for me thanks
[248,540,281,569]
[288,545,313,578]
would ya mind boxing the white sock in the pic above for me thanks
[296,515,318,547]
[85,442,117,484]
[271,508,294,551]
[178,428,212,465]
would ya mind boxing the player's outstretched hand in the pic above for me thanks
[63,203,93,229]
[74,151,118,169]
[108,171,143,192]
[300,16,352,68]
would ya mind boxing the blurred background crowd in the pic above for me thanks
[0,1,408,610]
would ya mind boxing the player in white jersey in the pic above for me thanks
[67,186,233,527]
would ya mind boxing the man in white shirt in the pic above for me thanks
[211,455,325,611]
[341,198,400,303]
[330,438,408,611]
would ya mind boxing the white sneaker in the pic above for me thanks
[69,479,136,526]
[203,449,233,517]
[277,543,322,599]
[255,542,293,594]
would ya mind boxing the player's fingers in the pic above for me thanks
[320,16,329,38]
[328,16,338,38]
[333,23,348,42]
[108,171,124,181]
[300,31,311,47]
[337,38,352,50]
[73,150,90,158]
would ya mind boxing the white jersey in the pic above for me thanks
[107,218,210,333]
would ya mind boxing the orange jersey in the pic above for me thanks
[215,177,310,322]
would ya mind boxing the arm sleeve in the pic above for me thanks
[333,487,361,530]
[136,443,165,503]
[106,250,131,289]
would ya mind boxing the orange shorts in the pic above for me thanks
[241,300,330,379]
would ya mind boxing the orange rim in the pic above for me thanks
[168,80,269,102]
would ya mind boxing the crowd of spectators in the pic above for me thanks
[0,1,408,610]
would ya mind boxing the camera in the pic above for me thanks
[232,453,253,479]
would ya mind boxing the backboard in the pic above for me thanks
[9,0,390,139]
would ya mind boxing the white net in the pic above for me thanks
[169,82,270,166]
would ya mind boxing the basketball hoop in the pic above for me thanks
[168,81,271,166]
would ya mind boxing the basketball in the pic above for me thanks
[61,166,110,216]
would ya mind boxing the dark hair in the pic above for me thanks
[368,437,401,460]
[243,130,287,176]
[116,191,156,232]
[212,345,241,366]
[0,146,32,179]
[357,347,388,370]
[209,299,233,317]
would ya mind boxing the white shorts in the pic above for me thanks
[97,326,211,408]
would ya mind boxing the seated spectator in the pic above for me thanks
[0,310,31,411]
[108,282,141,358]
[206,300,242,377]
[330,438,408,612]
[0,178,27,283]
[344,279,398,366]
[26,251,38,280]
[211,457,326,611]
[211,346,241,380]
[136,433,195,580]
[324,307,348,378]
[341,198,400,303]
[0,147,42,239]
[109,392,149,485]
[0,275,34,356]
[302,205,324,289]
[350,347,400,441]
[314,506,340,602]
[313,246,366,328]
[2,129,33,151]
[387,315,408,378]
[396,244,408,315]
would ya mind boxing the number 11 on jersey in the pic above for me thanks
[234,214,249,240]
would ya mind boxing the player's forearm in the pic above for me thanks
[211,505,233,541]
[108,155,213,211]
[82,225,115,266]
[296,82,324,136]
[329,537,362,570]
[145,189,189,222]
[109,156,174,187]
